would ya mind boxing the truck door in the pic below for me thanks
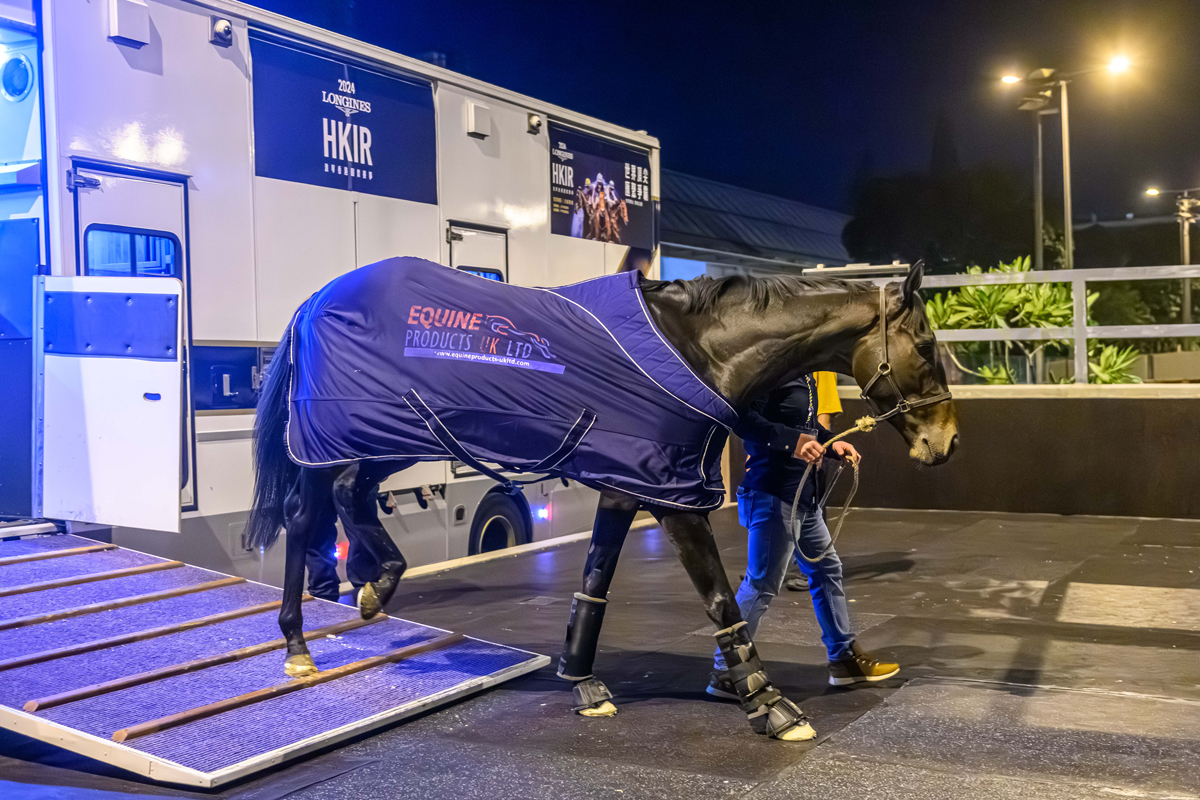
[448,223,507,281]
[69,163,196,511]
[36,275,184,532]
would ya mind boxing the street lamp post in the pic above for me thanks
[1059,79,1074,269]
[1148,187,1200,323]
[1034,111,1044,270]
[1004,58,1129,271]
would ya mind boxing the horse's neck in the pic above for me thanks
[644,280,878,407]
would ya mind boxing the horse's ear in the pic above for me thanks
[901,260,924,308]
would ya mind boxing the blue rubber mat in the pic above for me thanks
[0,600,360,709]
[0,533,547,786]
[37,620,442,736]
[136,636,534,773]
[0,534,93,557]
[0,547,166,589]
[0,564,224,621]
[0,581,281,659]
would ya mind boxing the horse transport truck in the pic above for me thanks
[0,0,671,586]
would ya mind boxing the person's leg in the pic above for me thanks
[789,508,854,661]
[345,536,380,590]
[791,506,899,685]
[304,504,342,603]
[712,489,794,672]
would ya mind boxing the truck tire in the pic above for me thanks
[469,491,531,555]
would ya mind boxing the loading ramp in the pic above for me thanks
[0,531,548,788]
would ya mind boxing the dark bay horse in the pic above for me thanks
[245,261,957,741]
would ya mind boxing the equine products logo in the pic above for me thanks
[403,304,564,374]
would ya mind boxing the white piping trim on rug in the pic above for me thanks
[533,286,731,430]
[633,288,739,419]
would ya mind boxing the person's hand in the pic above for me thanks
[796,439,826,463]
[832,441,860,464]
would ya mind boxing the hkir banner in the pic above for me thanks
[250,36,437,205]
[549,122,653,250]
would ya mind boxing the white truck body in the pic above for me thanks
[0,0,662,584]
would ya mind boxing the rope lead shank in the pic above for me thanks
[790,416,873,564]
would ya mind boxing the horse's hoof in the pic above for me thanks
[284,654,317,677]
[576,700,617,717]
[357,583,381,619]
[775,721,817,741]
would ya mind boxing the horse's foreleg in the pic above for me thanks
[559,490,638,717]
[280,466,336,677]
[333,460,412,619]
[650,508,815,742]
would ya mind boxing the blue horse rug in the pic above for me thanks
[285,257,739,510]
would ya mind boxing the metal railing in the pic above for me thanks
[920,265,1200,384]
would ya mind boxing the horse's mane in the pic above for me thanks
[640,273,868,314]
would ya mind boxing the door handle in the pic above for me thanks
[144,392,162,401]
[66,169,101,191]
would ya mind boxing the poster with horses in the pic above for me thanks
[549,121,654,250]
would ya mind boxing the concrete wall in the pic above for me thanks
[829,397,1200,520]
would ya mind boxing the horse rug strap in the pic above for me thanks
[286,257,739,510]
[403,389,595,491]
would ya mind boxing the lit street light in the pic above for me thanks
[1003,57,1132,270]
[1145,186,1200,323]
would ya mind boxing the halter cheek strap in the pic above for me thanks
[860,285,953,423]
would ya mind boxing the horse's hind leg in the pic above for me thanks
[559,490,638,717]
[280,466,337,677]
[332,460,412,619]
[649,507,815,742]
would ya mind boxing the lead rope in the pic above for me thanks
[790,416,877,564]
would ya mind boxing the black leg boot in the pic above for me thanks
[558,592,616,716]
[713,621,815,740]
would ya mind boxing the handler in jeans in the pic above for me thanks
[709,371,898,702]
[305,515,378,603]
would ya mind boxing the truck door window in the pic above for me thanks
[84,226,178,278]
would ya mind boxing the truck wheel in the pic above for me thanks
[469,491,531,555]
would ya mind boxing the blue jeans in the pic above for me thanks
[713,486,854,668]
[306,518,378,602]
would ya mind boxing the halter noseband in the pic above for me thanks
[859,285,953,423]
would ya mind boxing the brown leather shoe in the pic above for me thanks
[828,641,899,686]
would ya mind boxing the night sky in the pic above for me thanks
[246,0,1200,220]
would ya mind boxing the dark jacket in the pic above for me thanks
[734,377,837,508]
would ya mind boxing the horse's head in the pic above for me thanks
[851,263,959,466]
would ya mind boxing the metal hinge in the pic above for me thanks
[447,228,463,243]
[66,169,100,192]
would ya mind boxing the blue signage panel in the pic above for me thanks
[250,36,437,205]
[549,122,654,250]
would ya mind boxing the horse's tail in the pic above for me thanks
[244,326,299,552]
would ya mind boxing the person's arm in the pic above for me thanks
[813,414,840,460]
[733,401,809,455]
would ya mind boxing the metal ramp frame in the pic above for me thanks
[0,531,549,787]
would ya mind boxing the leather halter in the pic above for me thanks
[859,285,953,422]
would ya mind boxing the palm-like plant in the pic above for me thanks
[928,256,1121,384]
[1088,344,1142,384]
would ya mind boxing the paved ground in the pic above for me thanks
[2,507,1199,799]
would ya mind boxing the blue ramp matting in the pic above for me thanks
[0,534,548,787]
